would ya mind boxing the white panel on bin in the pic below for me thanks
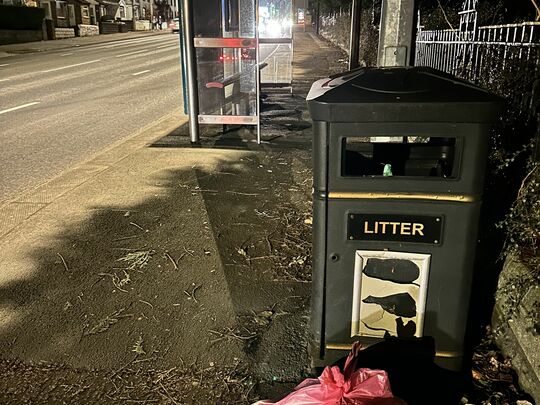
[351,250,430,338]
[369,137,404,143]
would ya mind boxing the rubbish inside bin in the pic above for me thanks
[383,164,393,176]
[253,342,406,405]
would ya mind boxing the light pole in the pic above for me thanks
[348,0,362,70]
[315,0,320,35]
[377,0,415,67]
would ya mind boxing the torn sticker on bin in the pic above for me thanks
[351,250,431,339]
[363,258,420,286]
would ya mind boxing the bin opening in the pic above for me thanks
[342,137,457,178]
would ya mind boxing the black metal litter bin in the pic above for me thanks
[307,67,501,371]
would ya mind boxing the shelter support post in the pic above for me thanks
[182,0,200,143]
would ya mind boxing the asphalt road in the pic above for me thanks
[0,33,286,203]
[0,33,184,202]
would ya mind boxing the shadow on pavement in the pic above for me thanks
[0,131,315,403]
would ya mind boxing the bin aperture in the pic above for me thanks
[342,137,457,178]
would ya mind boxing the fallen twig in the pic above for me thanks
[183,284,201,303]
[153,367,177,385]
[99,271,131,293]
[113,235,142,242]
[208,328,257,343]
[183,247,195,257]
[57,253,69,272]
[129,222,145,231]
[164,252,179,270]
[226,191,259,196]
[117,250,155,271]
[248,255,277,261]
[84,308,132,336]
[138,299,153,309]
[109,354,137,378]
[159,382,179,405]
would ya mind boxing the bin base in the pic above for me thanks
[312,339,464,372]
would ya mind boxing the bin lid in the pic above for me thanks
[307,67,503,123]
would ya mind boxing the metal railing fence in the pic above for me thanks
[415,22,540,113]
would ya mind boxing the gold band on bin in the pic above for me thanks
[328,192,477,203]
[325,343,462,359]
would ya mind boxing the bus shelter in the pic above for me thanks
[180,0,293,143]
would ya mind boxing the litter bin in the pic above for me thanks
[307,67,501,371]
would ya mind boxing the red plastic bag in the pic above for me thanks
[253,343,407,405]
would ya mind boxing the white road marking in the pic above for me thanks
[132,69,151,76]
[116,49,148,58]
[104,37,173,48]
[107,37,171,48]
[68,36,176,52]
[41,59,101,73]
[157,44,179,49]
[0,63,9,67]
[102,41,150,49]
[153,46,179,53]
[0,102,40,115]
[0,78,9,82]
[61,53,74,56]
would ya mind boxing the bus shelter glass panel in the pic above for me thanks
[196,47,258,117]
[260,43,293,84]
[193,0,256,38]
[192,0,258,126]
[258,0,293,87]
[259,0,293,38]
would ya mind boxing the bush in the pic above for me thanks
[0,5,45,30]
[498,161,540,279]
